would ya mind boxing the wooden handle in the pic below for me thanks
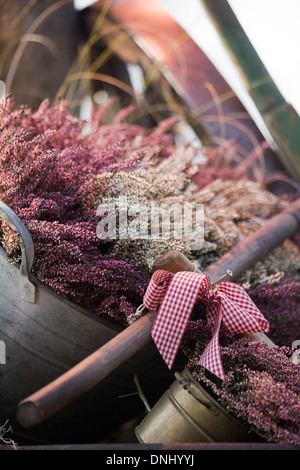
[17,312,157,428]
[203,198,300,284]
[16,253,195,428]
[152,250,201,274]
[17,199,300,427]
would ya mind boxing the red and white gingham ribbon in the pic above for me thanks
[143,270,270,381]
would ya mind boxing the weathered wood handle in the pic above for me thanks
[153,199,300,283]
[16,199,300,427]
[17,311,157,428]
[202,198,300,283]
[16,254,199,428]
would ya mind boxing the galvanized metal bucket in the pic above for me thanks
[135,367,256,443]
[0,201,182,443]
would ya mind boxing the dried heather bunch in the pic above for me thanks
[187,338,300,446]
[247,274,300,347]
[184,178,300,285]
[0,99,217,319]
[1,99,177,323]
[96,134,300,277]
[96,163,195,269]
[1,98,299,323]
[181,274,300,446]
[1,98,300,444]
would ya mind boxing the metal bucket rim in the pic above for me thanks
[181,367,251,432]
[0,245,123,333]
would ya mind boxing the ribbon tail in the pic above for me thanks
[198,303,226,381]
[151,271,206,369]
[151,301,194,370]
[217,282,270,333]
[198,333,225,381]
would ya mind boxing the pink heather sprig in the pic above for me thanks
[1,98,184,322]
[221,366,300,446]
[247,274,300,347]
[182,293,300,446]
[0,98,194,322]
[188,338,300,446]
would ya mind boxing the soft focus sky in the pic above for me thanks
[158,0,300,116]
[74,0,300,133]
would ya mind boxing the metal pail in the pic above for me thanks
[135,367,256,443]
[0,200,182,443]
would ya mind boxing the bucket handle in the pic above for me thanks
[174,371,219,416]
[0,201,36,303]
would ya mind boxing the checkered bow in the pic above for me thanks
[143,270,270,381]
